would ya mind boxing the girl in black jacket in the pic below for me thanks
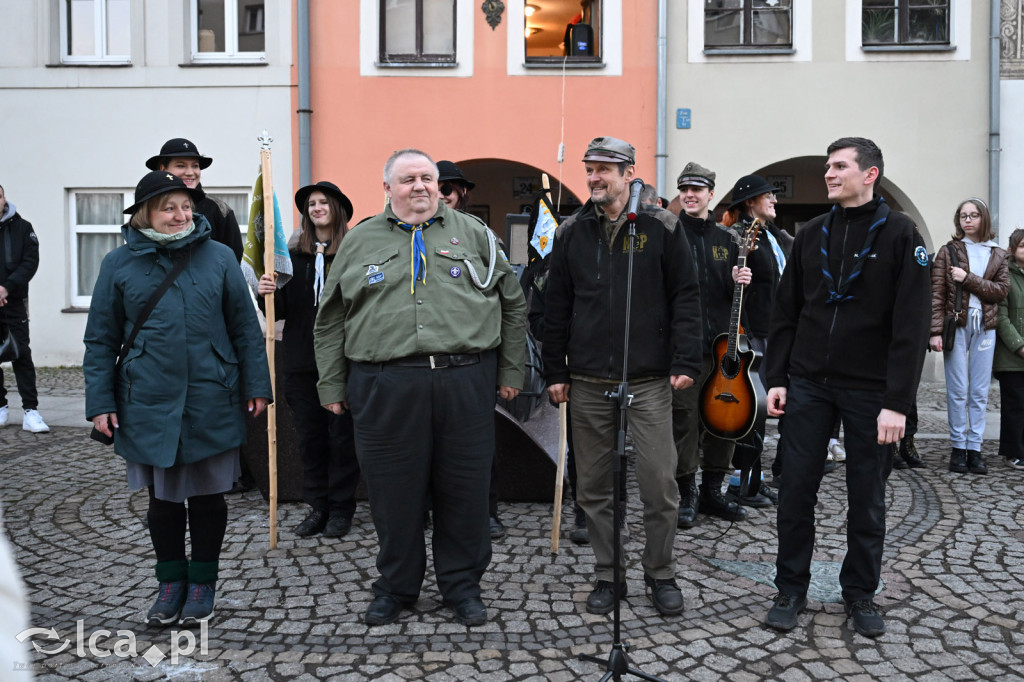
[258,182,361,538]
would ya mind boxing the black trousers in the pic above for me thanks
[997,372,1024,461]
[775,376,892,603]
[348,351,496,604]
[0,299,38,410]
[284,371,360,516]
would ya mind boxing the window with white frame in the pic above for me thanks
[862,0,950,46]
[203,190,250,236]
[70,190,131,306]
[192,0,266,60]
[379,0,456,64]
[60,0,131,63]
[704,0,793,50]
[524,0,602,64]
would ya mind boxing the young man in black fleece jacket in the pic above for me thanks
[543,137,702,617]
[763,138,930,638]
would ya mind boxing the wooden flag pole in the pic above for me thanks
[541,172,552,204]
[258,131,279,550]
[550,402,568,554]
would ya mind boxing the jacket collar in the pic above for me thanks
[122,213,213,254]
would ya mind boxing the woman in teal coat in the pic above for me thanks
[84,171,272,627]
[995,228,1024,468]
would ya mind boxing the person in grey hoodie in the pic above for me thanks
[0,183,48,433]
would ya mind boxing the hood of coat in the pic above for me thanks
[0,201,15,223]
[121,213,213,254]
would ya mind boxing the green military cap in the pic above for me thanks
[582,137,635,165]
[676,162,716,190]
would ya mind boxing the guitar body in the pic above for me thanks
[699,332,766,440]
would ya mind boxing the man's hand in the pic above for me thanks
[877,408,905,445]
[767,387,787,417]
[670,375,694,390]
[248,397,270,417]
[0,284,8,307]
[499,386,520,400]
[92,412,119,438]
[731,266,752,286]
[323,401,348,415]
[548,383,570,404]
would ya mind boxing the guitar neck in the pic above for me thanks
[726,254,747,360]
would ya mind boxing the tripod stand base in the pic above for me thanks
[579,644,667,682]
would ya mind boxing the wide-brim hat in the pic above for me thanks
[145,138,213,171]
[436,160,476,190]
[124,171,201,215]
[728,174,780,209]
[294,181,354,220]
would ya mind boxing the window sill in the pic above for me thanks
[703,48,795,56]
[861,44,955,53]
[182,57,268,66]
[523,59,605,69]
[62,306,90,313]
[47,61,132,68]
[374,61,458,68]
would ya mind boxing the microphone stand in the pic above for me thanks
[577,214,666,682]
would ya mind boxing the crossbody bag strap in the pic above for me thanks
[116,255,189,368]
[946,244,964,317]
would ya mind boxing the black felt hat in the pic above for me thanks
[294,181,354,221]
[436,160,476,190]
[124,171,201,215]
[145,138,213,171]
[728,174,781,209]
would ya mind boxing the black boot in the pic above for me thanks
[949,448,968,473]
[966,450,987,474]
[569,504,589,545]
[676,475,698,529]
[892,443,908,470]
[698,473,747,521]
[899,436,925,468]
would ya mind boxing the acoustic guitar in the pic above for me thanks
[699,220,767,441]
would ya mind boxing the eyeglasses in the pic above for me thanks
[440,183,454,197]
[959,212,981,222]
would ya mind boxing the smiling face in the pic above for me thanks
[585,161,633,216]
[824,147,877,208]
[306,190,333,229]
[0,185,6,217]
[159,157,202,189]
[147,191,193,234]
[385,154,439,222]
[747,191,777,222]
[677,184,713,219]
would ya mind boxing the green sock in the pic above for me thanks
[188,560,219,585]
[155,559,188,583]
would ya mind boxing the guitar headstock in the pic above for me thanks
[738,219,762,258]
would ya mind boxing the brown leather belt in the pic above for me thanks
[382,353,481,369]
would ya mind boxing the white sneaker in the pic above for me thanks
[828,439,846,462]
[22,409,50,433]
[0,405,8,427]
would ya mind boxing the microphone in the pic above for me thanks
[626,179,645,222]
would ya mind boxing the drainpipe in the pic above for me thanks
[989,0,1000,237]
[297,0,312,188]
[655,0,667,194]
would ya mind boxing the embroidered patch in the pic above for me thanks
[450,237,460,245]
[368,272,384,285]
[914,246,929,267]
[366,264,379,275]
[449,266,462,278]
[499,249,509,261]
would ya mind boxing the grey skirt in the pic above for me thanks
[127,448,241,503]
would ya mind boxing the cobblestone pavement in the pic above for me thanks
[2,371,1024,680]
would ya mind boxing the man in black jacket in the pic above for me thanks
[0,184,47,433]
[543,137,701,616]
[763,137,931,638]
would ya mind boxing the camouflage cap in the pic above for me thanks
[676,162,716,190]
[582,137,636,165]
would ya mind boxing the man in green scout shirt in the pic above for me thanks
[313,148,526,628]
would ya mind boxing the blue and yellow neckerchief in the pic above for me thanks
[820,197,889,304]
[394,217,437,294]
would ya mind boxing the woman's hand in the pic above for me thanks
[248,397,270,417]
[92,412,119,437]
[256,273,277,296]
[929,334,943,353]
[950,266,968,283]
[732,266,752,285]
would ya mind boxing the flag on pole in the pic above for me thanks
[529,194,559,259]
[242,166,292,294]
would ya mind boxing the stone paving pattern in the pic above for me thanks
[2,370,1024,680]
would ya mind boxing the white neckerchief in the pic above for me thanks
[313,242,328,305]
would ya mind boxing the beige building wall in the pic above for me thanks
[665,0,990,253]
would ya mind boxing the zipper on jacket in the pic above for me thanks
[825,218,852,372]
